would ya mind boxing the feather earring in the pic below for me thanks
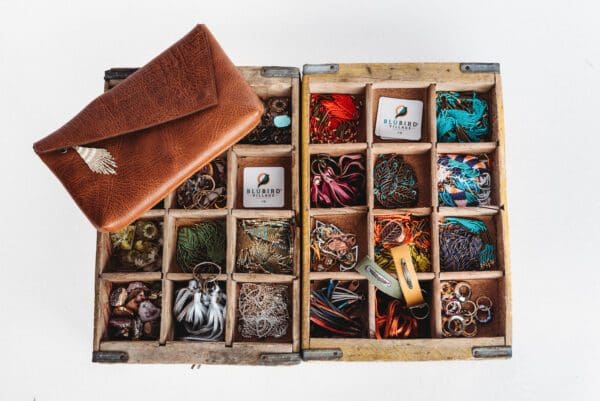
[74,145,117,175]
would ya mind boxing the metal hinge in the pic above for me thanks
[460,63,500,73]
[104,68,139,81]
[302,348,343,361]
[258,352,302,366]
[303,64,339,75]
[472,346,512,359]
[261,66,300,78]
[92,351,129,363]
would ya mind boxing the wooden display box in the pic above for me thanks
[93,66,302,364]
[300,63,511,361]
[93,63,511,364]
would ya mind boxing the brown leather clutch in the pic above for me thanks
[33,25,263,232]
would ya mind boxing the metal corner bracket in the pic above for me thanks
[472,346,512,359]
[303,64,339,75]
[460,63,500,73]
[92,350,129,363]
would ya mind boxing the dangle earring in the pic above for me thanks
[173,262,226,341]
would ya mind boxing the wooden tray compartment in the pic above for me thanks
[371,84,435,143]
[438,210,505,275]
[309,210,368,272]
[308,82,368,144]
[435,81,500,143]
[309,279,370,338]
[372,149,433,209]
[94,66,301,364]
[301,63,510,361]
[96,211,166,274]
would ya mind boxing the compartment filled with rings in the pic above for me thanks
[310,212,368,272]
[172,154,228,210]
[310,279,369,338]
[302,64,510,361]
[439,279,504,338]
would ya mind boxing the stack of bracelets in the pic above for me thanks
[441,281,493,337]
[236,219,294,274]
[375,291,420,339]
[241,97,292,144]
[176,221,226,273]
[436,91,490,143]
[374,215,431,273]
[176,158,227,209]
[310,221,358,272]
[310,94,363,143]
[437,154,491,207]
[310,280,364,337]
[310,154,366,207]
[439,217,495,271]
[238,283,289,339]
[373,154,419,208]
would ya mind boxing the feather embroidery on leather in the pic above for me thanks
[74,146,117,175]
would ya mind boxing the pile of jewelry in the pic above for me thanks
[236,219,294,274]
[375,292,419,339]
[238,283,289,339]
[241,97,292,144]
[374,154,418,208]
[110,220,163,272]
[440,217,495,271]
[310,221,358,272]
[173,262,226,341]
[176,220,226,273]
[310,280,364,337]
[437,91,490,143]
[310,154,366,207]
[374,215,431,273]
[310,94,363,143]
[441,281,493,337]
[108,281,161,340]
[176,158,227,209]
[438,154,491,207]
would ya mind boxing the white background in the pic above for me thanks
[1,0,598,400]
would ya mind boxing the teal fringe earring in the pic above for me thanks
[437,92,489,143]
[440,217,495,271]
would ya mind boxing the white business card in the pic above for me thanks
[375,96,423,141]
[243,167,285,208]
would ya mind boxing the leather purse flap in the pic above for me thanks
[33,25,263,232]
[34,27,218,154]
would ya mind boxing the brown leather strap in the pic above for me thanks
[391,245,424,307]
